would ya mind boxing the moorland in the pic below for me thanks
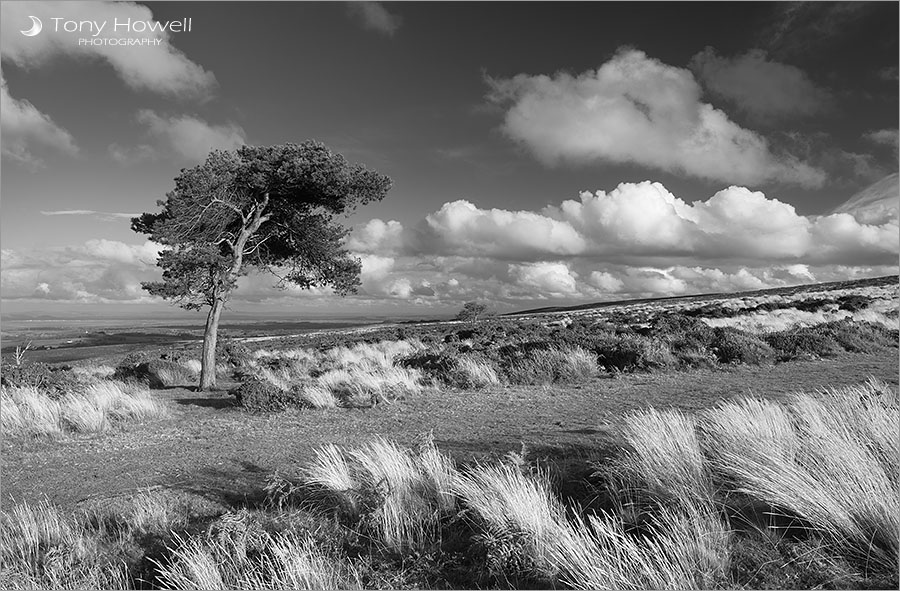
[1,275,898,590]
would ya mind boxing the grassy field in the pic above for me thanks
[1,277,898,589]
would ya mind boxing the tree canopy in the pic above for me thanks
[132,142,392,388]
[456,301,489,322]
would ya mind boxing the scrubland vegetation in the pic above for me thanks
[223,311,895,412]
[2,379,897,589]
[2,280,897,588]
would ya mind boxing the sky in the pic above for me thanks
[1,1,898,319]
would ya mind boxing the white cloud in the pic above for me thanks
[1,71,77,167]
[357,254,417,299]
[418,199,587,258]
[486,48,825,187]
[7,178,897,308]
[346,219,405,254]
[81,239,163,265]
[352,180,898,267]
[0,239,163,303]
[135,110,246,162]
[547,182,697,254]
[587,271,624,293]
[691,48,833,121]
[346,2,402,36]
[510,262,579,296]
[1,1,216,100]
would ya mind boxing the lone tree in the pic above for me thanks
[456,301,488,323]
[132,142,392,390]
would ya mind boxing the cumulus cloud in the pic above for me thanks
[346,219,406,254]
[486,49,825,187]
[415,199,587,259]
[134,110,246,162]
[691,48,833,121]
[1,72,77,167]
[0,1,216,100]
[510,262,579,296]
[346,2,401,36]
[7,179,897,309]
[587,271,624,293]
[351,180,898,267]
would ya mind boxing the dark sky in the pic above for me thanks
[1,1,897,317]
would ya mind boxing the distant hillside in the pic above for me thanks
[507,274,898,316]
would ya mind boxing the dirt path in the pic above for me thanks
[3,353,896,512]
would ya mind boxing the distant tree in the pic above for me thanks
[456,301,489,323]
[132,142,392,390]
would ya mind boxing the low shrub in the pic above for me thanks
[813,320,898,353]
[0,362,81,399]
[594,335,675,372]
[836,294,872,313]
[765,328,845,361]
[232,378,301,412]
[399,351,455,383]
[710,328,775,364]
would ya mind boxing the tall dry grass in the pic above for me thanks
[548,502,730,590]
[1,381,168,437]
[618,408,711,505]
[448,355,501,389]
[154,531,359,590]
[507,346,598,385]
[299,436,456,552]
[315,363,423,406]
[246,340,426,408]
[700,379,899,576]
[0,501,128,590]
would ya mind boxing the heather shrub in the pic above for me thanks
[813,320,898,353]
[765,328,845,361]
[710,328,775,364]
[593,335,675,372]
[836,294,872,312]
[232,378,300,412]
[399,351,456,383]
[0,362,81,399]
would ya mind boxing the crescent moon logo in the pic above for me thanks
[20,16,42,37]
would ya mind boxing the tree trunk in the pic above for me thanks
[200,298,225,390]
